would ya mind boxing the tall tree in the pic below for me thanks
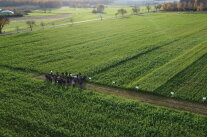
[177,2,183,11]
[146,4,151,13]
[96,4,105,13]
[16,26,20,32]
[194,0,198,10]
[40,22,45,29]
[118,9,127,16]
[26,20,35,31]
[0,16,9,34]
[154,4,162,12]
[197,2,204,11]
[70,18,74,24]
[132,6,140,14]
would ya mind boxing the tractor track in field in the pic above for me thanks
[34,75,207,116]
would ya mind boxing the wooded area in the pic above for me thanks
[163,0,207,11]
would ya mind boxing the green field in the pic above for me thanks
[4,6,134,32]
[1,11,207,136]
[0,68,206,136]
[1,13,207,103]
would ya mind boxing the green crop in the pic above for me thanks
[1,13,207,103]
[0,68,206,136]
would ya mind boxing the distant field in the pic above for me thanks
[4,6,133,32]
[0,68,206,136]
[1,7,207,136]
[1,13,206,103]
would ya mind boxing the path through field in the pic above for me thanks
[34,75,207,115]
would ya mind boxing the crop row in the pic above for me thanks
[1,13,207,103]
[0,68,206,136]
[155,53,207,102]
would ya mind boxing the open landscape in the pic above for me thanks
[0,0,207,136]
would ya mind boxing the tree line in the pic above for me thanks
[163,0,207,11]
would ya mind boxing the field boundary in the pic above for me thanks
[34,75,207,116]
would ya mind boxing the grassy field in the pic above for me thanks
[155,53,207,101]
[1,13,207,103]
[4,6,134,32]
[0,67,206,136]
[1,7,207,136]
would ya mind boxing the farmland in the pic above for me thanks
[1,13,207,103]
[1,10,207,136]
[0,67,207,136]
[4,6,133,32]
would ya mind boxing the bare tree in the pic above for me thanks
[118,9,127,16]
[40,22,45,29]
[70,18,74,24]
[16,26,20,32]
[26,20,35,31]
[146,4,151,13]
[115,13,118,18]
[92,4,105,13]
[99,14,103,20]
[43,9,47,13]
[97,4,105,13]
[0,16,9,34]
[197,2,204,11]
[132,6,140,14]
[194,0,198,11]
[52,22,55,26]
[177,2,183,11]
[154,4,162,12]
[187,2,193,10]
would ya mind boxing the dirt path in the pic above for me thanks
[34,75,207,115]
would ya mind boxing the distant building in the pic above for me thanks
[0,10,14,15]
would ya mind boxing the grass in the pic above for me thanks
[0,67,206,136]
[4,6,133,32]
[1,8,207,136]
[133,40,207,91]
[1,13,207,103]
[155,53,207,101]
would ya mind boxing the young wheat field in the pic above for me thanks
[0,12,207,136]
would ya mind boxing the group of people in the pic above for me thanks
[45,71,87,88]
